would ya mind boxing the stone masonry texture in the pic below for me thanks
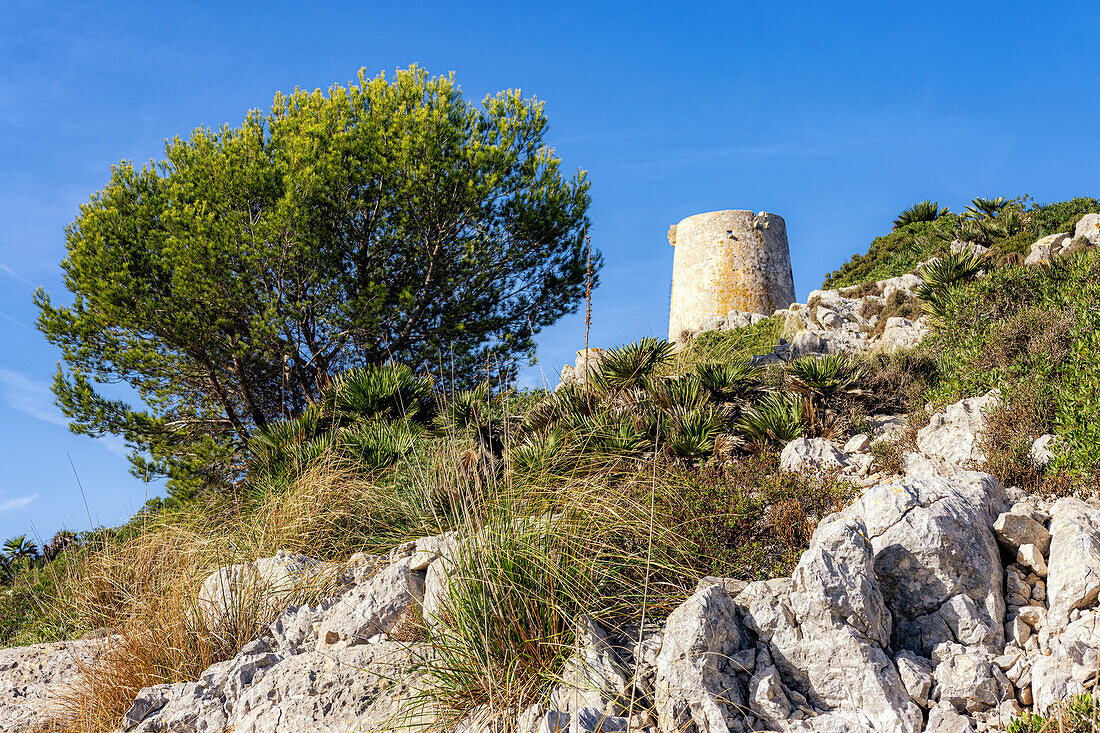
[668,209,796,341]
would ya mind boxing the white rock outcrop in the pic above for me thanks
[1075,213,1100,245]
[0,639,100,732]
[915,390,999,467]
[779,437,849,474]
[197,550,321,632]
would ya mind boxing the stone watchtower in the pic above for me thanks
[667,209,796,341]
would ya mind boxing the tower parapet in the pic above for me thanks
[668,209,795,342]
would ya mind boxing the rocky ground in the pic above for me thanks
[12,392,1087,733]
[5,219,1100,732]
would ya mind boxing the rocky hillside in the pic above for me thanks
[4,206,1100,733]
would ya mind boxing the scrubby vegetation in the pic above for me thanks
[6,193,1100,732]
[3,334,879,730]
[1008,692,1100,732]
[824,196,1100,289]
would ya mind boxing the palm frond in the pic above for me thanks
[893,200,948,229]
[646,375,708,414]
[508,427,568,473]
[330,362,435,425]
[666,406,726,458]
[787,354,867,401]
[339,420,423,471]
[916,249,988,321]
[735,392,807,447]
[595,337,674,393]
[695,361,764,403]
[965,196,1008,219]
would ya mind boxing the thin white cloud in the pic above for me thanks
[0,310,31,331]
[0,494,37,512]
[0,366,132,458]
[0,366,68,426]
[0,261,34,288]
[99,435,131,458]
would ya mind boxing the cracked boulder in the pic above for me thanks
[839,473,1007,655]
[1045,498,1100,628]
[654,583,751,733]
[915,391,999,468]
[739,516,922,732]
[315,554,425,649]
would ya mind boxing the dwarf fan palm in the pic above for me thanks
[916,250,987,322]
[595,338,674,393]
[2,535,38,561]
[965,196,1008,219]
[330,362,435,425]
[666,406,727,459]
[646,375,709,414]
[735,392,807,447]
[893,200,948,229]
[695,361,764,404]
[787,354,868,435]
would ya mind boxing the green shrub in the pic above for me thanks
[824,196,1100,291]
[649,454,856,578]
[1008,692,1099,732]
[823,216,956,289]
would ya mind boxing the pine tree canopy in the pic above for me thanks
[35,66,598,498]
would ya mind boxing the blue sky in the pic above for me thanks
[2,0,1098,541]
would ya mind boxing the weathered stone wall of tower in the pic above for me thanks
[668,210,795,342]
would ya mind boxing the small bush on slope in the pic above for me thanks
[1008,692,1099,732]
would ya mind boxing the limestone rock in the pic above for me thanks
[933,648,1004,713]
[949,240,988,258]
[894,650,934,709]
[780,437,849,474]
[654,583,749,733]
[993,511,1050,554]
[816,307,842,329]
[1046,498,1100,627]
[197,550,320,632]
[551,615,630,718]
[1029,434,1057,469]
[1024,232,1071,265]
[791,329,828,358]
[916,390,1000,467]
[559,348,607,389]
[924,702,973,733]
[0,639,98,732]
[880,317,930,351]
[229,643,428,732]
[122,639,430,733]
[1076,212,1100,246]
[1032,610,1100,712]
[843,433,870,454]
[748,666,792,727]
[1016,544,1047,578]
[880,274,922,303]
[742,516,923,733]
[315,554,425,648]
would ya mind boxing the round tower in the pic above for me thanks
[667,209,795,342]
